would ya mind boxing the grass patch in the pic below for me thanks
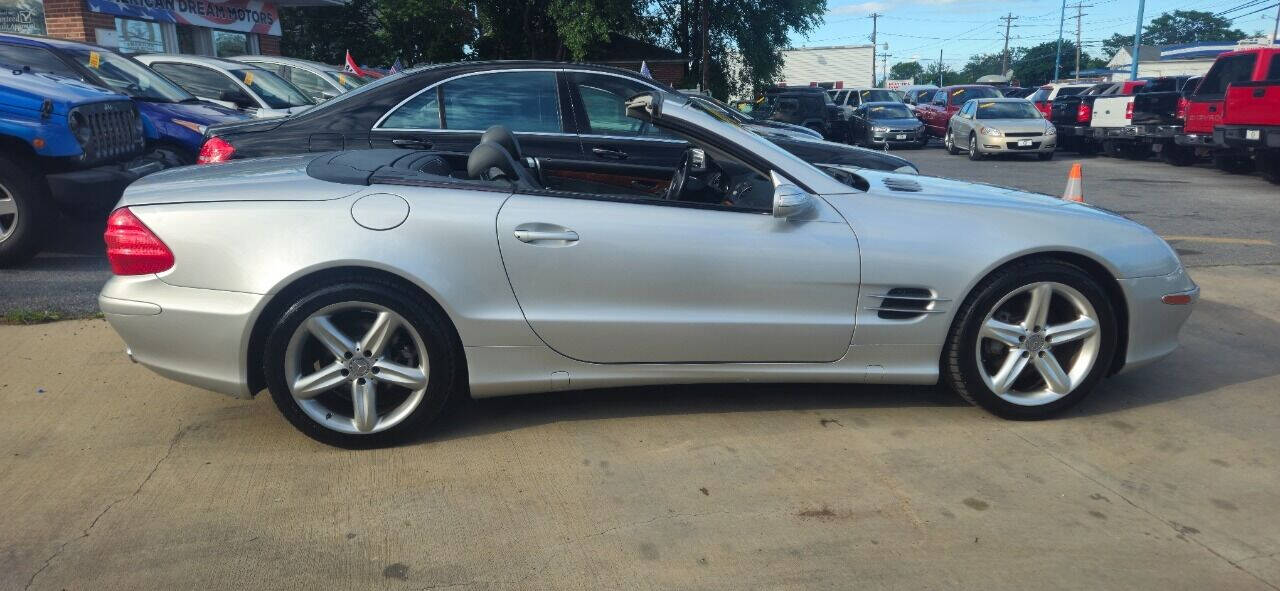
[2,309,64,325]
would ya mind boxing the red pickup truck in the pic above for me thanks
[1216,71,1280,182]
[916,85,1004,138]
[1176,47,1279,173]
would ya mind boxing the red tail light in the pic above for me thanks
[104,208,174,275]
[1125,102,1134,120]
[197,136,235,164]
[1036,101,1051,118]
[1077,103,1092,123]
[1176,97,1189,121]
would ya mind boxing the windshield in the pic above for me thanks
[230,68,314,109]
[859,89,898,103]
[976,101,1041,119]
[67,48,193,102]
[866,103,913,119]
[325,70,367,90]
[950,86,1002,105]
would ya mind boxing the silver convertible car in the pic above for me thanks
[100,91,1198,447]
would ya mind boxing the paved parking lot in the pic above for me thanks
[2,145,1279,589]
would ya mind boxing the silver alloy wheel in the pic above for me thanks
[0,181,17,244]
[944,130,953,152]
[284,302,429,434]
[969,134,977,155]
[975,281,1101,406]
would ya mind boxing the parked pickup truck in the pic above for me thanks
[916,85,1004,138]
[1090,80,1150,159]
[1177,47,1279,173]
[1050,82,1115,153]
[0,69,163,266]
[1216,77,1280,183]
[1124,76,1201,165]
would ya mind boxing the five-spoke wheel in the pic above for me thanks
[943,259,1116,419]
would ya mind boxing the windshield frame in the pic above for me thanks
[65,47,194,103]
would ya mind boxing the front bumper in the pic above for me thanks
[100,275,264,399]
[977,134,1056,153]
[868,129,926,145]
[1115,266,1199,374]
[45,159,165,207]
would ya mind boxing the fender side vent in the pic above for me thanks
[883,178,923,192]
[867,288,949,320]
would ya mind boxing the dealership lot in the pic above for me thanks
[1,149,1279,588]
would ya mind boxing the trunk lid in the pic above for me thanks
[117,154,359,207]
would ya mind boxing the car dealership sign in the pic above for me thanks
[87,0,280,36]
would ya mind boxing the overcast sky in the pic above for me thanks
[791,0,1279,70]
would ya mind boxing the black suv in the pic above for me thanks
[756,86,849,142]
[200,63,914,178]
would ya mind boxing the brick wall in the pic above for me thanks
[43,0,112,43]
[599,60,686,87]
[257,35,280,55]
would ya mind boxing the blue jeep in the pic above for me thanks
[0,68,162,266]
[0,33,248,164]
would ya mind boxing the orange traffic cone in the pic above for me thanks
[1062,163,1084,203]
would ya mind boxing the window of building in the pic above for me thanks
[213,30,248,57]
[114,18,166,54]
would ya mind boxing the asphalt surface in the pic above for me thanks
[3,144,1280,588]
[2,142,1277,317]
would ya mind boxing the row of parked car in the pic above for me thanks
[0,32,374,266]
[1040,47,1280,182]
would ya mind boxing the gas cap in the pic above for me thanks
[351,193,409,230]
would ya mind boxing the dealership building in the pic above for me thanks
[0,0,339,56]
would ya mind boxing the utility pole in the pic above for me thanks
[879,44,891,87]
[869,12,881,87]
[699,0,709,92]
[1131,0,1146,80]
[1272,1,1278,47]
[1054,0,1067,81]
[999,13,1017,76]
[1066,2,1093,80]
[938,49,944,86]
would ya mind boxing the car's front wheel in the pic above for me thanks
[945,130,960,155]
[0,156,51,268]
[967,133,983,161]
[942,259,1117,419]
[263,279,461,447]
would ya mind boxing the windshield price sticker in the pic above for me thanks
[243,72,255,86]
[88,52,101,69]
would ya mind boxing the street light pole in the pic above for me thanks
[1054,0,1067,81]
[1130,0,1146,80]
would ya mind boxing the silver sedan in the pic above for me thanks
[945,98,1058,160]
[100,91,1197,447]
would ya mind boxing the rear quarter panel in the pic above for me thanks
[1223,82,1280,126]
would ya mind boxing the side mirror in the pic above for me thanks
[320,90,339,101]
[770,171,813,219]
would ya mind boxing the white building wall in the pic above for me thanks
[781,45,874,88]
[1107,59,1217,81]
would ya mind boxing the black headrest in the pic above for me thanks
[467,141,522,182]
[480,125,522,161]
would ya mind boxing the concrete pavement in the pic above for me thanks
[2,264,1278,590]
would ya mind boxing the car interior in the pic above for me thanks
[308,125,779,211]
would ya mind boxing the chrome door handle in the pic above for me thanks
[592,147,628,160]
[514,229,579,243]
[391,138,432,148]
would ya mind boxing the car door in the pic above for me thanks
[950,100,974,140]
[922,90,947,135]
[372,69,583,160]
[494,185,860,364]
[850,105,868,142]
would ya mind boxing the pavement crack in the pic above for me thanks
[23,421,186,591]
[1008,429,1280,591]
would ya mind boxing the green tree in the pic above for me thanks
[1012,40,1103,85]
[922,60,956,87]
[888,60,924,81]
[1098,10,1246,61]
[957,52,1007,84]
[280,0,473,67]
[1102,32,1134,58]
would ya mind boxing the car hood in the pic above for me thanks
[119,154,358,207]
[1,70,125,115]
[842,168,1071,210]
[136,100,248,126]
[974,118,1052,133]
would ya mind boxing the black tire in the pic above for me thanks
[1161,144,1197,167]
[1038,151,1054,161]
[945,129,961,155]
[1213,154,1255,174]
[263,278,462,448]
[916,136,930,149]
[941,258,1118,420]
[1259,151,1280,184]
[967,133,983,161]
[0,156,52,268]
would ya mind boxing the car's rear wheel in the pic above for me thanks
[942,259,1117,419]
[263,280,461,448]
[945,130,960,155]
[0,156,51,268]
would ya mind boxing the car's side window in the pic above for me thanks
[443,71,561,132]
[0,44,81,79]
[932,90,946,105]
[288,66,334,101]
[149,63,240,99]
[567,72,673,138]
[380,86,441,129]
